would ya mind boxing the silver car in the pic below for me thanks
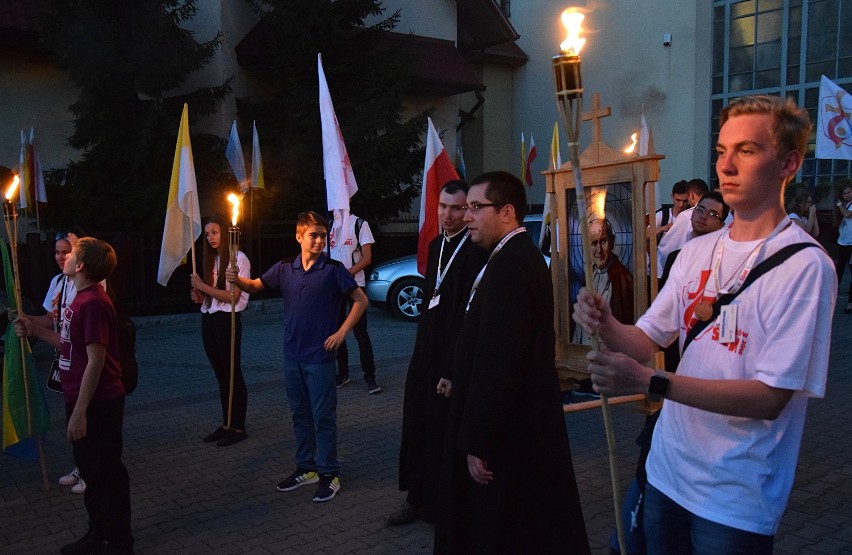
[366,214,547,321]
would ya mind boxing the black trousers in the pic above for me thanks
[201,311,247,429]
[837,243,852,297]
[336,289,376,379]
[68,395,133,547]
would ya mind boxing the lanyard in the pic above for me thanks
[466,227,527,313]
[712,217,792,295]
[435,229,470,294]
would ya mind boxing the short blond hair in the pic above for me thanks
[720,95,811,158]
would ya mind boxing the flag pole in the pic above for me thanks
[553,11,626,554]
[3,178,50,490]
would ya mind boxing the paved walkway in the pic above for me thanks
[1,293,850,554]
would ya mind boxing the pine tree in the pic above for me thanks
[238,0,428,223]
[41,0,232,231]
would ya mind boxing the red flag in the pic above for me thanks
[524,134,538,187]
[418,118,459,275]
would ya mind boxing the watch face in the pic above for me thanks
[649,374,669,398]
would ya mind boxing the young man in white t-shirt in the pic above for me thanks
[574,95,836,553]
[329,214,381,394]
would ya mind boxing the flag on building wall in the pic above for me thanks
[1,240,50,455]
[319,53,358,245]
[525,134,538,187]
[157,103,201,286]
[418,118,460,275]
[251,121,265,190]
[816,75,852,160]
[519,132,526,183]
[225,120,248,192]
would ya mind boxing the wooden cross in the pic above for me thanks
[580,93,612,163]
[582,92,612,150]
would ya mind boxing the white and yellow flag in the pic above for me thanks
[157,103,201,286]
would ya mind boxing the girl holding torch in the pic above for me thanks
[190,214,251,447]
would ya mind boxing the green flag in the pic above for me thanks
[2,240,50,451]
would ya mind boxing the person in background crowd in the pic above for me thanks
[834,184,852,314]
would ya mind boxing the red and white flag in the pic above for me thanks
[319,53,358,244]
[524,134,538,187]
[418,118,459,275]
[816,75,852,160]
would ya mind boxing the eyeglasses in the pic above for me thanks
[693,205,723,222]
[463,202,501,214]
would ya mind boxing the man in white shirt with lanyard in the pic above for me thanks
[574,95,836,554]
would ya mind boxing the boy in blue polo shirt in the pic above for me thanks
[227,211,366,502]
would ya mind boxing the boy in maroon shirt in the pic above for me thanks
[17,237,133,554]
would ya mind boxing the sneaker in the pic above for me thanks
[71,479,86,494]
[58,468,81,487]
[276,468,319,492]
[60,531,98,555]
[366,378,382,394]
[313,474,340,502]
[335,374,351,388]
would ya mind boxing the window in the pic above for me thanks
[711,0,852,191]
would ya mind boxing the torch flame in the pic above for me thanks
[560,9,586,56]
[4,174,19,201]
[227,193,240,226]
[624,132,638,154]
[591,190,607,221]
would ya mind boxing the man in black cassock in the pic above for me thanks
[434,171,589,554]
[389,180,489,526]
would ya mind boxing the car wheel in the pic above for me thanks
[388,277,424,322]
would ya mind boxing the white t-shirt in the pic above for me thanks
[200,251,250,314]
[637,221,836,535]
[838,201,852,246]
[43,274,77,326]
[656,207,694,278]
[329,216,375,287]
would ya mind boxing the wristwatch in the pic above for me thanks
[648,371,669,402]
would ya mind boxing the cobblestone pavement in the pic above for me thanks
[1,293,850,554]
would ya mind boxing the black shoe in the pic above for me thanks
[387,501,419,526]
[203,426,227,443]
[366,378,382,394]
[216,429,247,447]
[94,539,135,555]
[61,532,99,555]
[335,374,351,388]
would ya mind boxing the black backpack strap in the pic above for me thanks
[351,217,364,266]
[681,242,819,354]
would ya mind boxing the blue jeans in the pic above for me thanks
[644,484,773,555]
[283,355,339,475]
